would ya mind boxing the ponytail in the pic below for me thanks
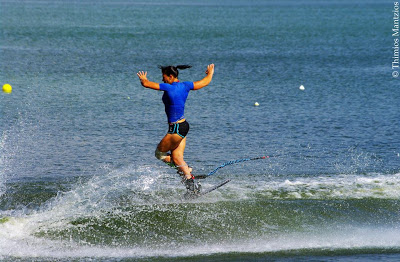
[159,64,192,78]
[176,65,192,70]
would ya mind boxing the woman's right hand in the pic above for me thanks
[205,64,214,75]
[193,64,215,90]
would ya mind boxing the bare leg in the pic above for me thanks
[170,137,192,179]
[156,135,191,179]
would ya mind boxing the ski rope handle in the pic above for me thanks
[206,156,269,177]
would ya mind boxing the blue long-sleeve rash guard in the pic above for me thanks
[159,81,194,123]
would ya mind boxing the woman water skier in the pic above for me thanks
[137,64,215,194]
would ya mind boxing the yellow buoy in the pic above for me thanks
[2,84,12,93]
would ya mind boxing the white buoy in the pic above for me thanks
[254,102,259,106]
[299,85,305,90]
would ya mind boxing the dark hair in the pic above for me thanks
[158,65,192,78]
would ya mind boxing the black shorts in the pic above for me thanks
[167,120,190,138]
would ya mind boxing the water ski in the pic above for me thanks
[184,179,231,199]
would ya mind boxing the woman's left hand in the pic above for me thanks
[137,71,148,81]
[137,71,160,90]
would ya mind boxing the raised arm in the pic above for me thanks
[193,64,214,90]
[137,71,160,90]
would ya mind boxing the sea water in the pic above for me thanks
[1,0,399,261]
